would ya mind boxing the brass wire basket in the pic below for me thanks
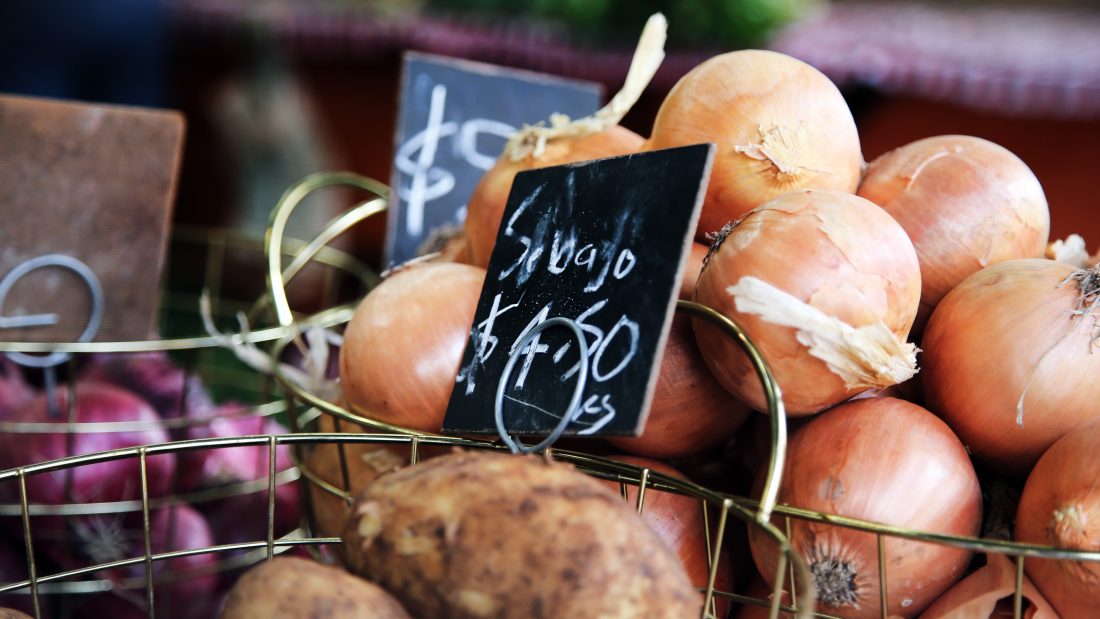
[0,207,379,616]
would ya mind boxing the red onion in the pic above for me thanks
[0,382,176,504]
[68,504,220,619]
[0,358,33,419]
[80,351,213,420]
[177,405,294,494]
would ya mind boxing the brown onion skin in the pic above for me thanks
[603,455,736,619]
[921,259,1100,475]
[692,189,921,415]
[858,135,1049,334]
[917,552,1058,619]
[1016,421,1100,617]
[463,125,645,268]
[339,262,486,432]
[608,315,749,459]
[647,49,862,241]
[748,398,982,619]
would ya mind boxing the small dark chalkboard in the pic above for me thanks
[441,143,715,440]
[384,52,601,266]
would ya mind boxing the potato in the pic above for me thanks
[0,609,30,619]
[218,556,411,618]
[343,450,701,618]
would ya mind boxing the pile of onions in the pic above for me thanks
[1015,420,1100,617]
[608,314,749,458]
[921,259,1100,474]
[748,397,982,618]
[339,261,486,432]
[463,13,668,267]
[692,189,921,415]
[857,135,1050,333]
[647,49,863,240]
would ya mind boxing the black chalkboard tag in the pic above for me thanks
[384,52,601,267]
[441,143,716,440]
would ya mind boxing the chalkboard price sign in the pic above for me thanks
[442,143,715,440]
[385,52,601,266]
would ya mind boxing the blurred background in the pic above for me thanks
[2,0,1098,266]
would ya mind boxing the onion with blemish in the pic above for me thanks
[858,135,1049,333]
[748,397,982,618]
[648,49,863,240]
[692,189,921,415]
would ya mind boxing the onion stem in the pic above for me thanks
[504,13,667,161]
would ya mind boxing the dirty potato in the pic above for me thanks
[343,450,701,618]
[219,556,411,618]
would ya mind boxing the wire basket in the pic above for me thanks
[0,201,379,617]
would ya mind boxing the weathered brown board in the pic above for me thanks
[0,94,184,342]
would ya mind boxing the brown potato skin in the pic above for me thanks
[343,450,701,619]
[218,556,412,619]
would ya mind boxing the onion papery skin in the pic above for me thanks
[858,135,1049,334]
[604,455,736,619]
[608,315,749,459]
[917,552,1058,619]
[1016,420,1100,617]
[692,190,921,415]
[748,398,982,619]
[647,49,862,241]
[463,126,644,268]
[921,259,1100,475]
[339,262,486,432]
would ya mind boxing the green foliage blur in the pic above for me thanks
[429,0,823,48]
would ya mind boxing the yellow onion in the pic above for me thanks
[339,261,486,432]
[464,14,665,267]
[858,135,1049,333]
[648,49,863,240]
[922,259,1100,475]
[607,314,749,458]
[693,189,921,415]
[1015,420,1100,617]
[464,126,644,267]
[748,397,982,618]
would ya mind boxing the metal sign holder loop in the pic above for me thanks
[494,316,589,455]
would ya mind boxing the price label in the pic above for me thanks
[0,94,183,343]
[385,52,601,266]
[442,143,715,439]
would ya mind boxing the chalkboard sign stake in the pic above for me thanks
[494,316,590,454]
